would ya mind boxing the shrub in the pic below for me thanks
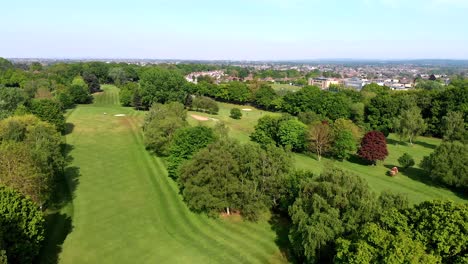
[230,108,242,119]
[398,153,415,169]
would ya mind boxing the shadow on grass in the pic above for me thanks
[38,144,80,263]
[63,123,75,135]
[269,213,298,264]
[347,154,371,166]
[37,213,73,264]
[413,140,437,150]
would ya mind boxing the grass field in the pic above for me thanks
[271,83,301,93]
[42,85,286,264]
[188,102,467,205]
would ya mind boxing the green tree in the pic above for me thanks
[335,223,441,264]
[179,139,242,217]
[441,111,466,142]
[421,141,468,191]
[0,86,25,119]
[108,67,128,86]
[289,167,377,263]
[139,67,187,108]
[399,106,427,144]
[29,99,66,133]
[407,201,468,263]
[68,76,91,104]
[143,102,187,156]
[398,153,415,170]
[332,130,357,160]
[278,119,307,151]
[166,126,215,179]
[191,96,219,114]
[230,108,242,119]
[0,185,45,264]
[119,82,139,107]
[0,115,64,205]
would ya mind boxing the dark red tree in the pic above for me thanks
[358,131,388,164]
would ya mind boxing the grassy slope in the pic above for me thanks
[188,102,467,204]
[49,85,285,264]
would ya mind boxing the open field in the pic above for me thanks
[190,102,467,205]
[41,85,286,264]
[271,83,301,92]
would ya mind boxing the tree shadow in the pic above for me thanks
[386,138,404,146]
[347,154,371,166]
[63,123,74,135]
[36,213,73,264]
[269,213,298,264]
[38,144,80,263]
[413,140,437,150]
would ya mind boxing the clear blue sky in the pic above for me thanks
[1,0,468,60]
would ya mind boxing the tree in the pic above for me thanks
[108,67,128,86]
[335,223,441,264]
[179,139,291,220]
[82,72,101,93]
[68,76,91,104]
[143,102,187,156]
[307,121,332,160]
[29,99,66,133]
[250,115,291,148]
[358,131,388,165]
[0,86,25,119]
[0,185,45,264]
[0,115,64,205]
[179,139,242,217]
[166,126,215,179]
[399,106,427,144]
[398,153,415,170]
[278,119,307,151]
[421,141,468,191]
[298,111,323,125]
[332,130,357,160]
[139,67,187,108]
[407,201,468,263]
[441,111,466,142]
[289,167,377,263]
[119,82,138,107]
[191,96,219,114]
[230,108,242,119]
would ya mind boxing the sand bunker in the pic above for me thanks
[114,114,126,117]
[191,114,209,121]
[242,108,252,111]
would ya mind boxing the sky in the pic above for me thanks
[1,0,468,60]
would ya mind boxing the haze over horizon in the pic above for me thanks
[2,0,468,60]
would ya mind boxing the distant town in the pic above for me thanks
[7,58,468,92]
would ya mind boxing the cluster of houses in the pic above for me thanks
[185,70,225,84]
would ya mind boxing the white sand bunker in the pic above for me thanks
[209,118,219,122]
[242,108,252,111]
[114,114,126,117]
[191,114,209,121]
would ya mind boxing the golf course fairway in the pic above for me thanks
[53,85,285,263]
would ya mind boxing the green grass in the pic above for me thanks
[190,102,467,205]
[271,83,301,92]
[188,102,281,143]
[42,85,286,264]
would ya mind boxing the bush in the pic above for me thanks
[398,153,415,169]
[230,108,242,119]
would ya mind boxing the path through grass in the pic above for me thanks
[45,85,285,263]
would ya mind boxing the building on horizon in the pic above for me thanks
[308,77,341,90]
